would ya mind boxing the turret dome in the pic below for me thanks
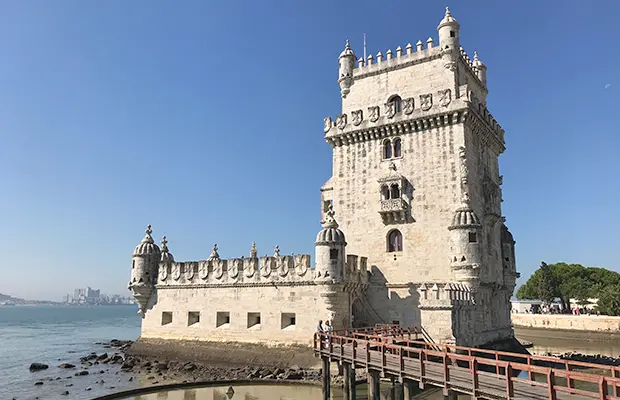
[315,205,346,245]
[133,225,161,256]
[339,40,355,59]
[449,194,481,229]
[438,7,459,29]
[160,236,174,263]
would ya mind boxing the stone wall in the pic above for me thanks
[512,314,620,333]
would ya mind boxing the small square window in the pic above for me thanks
[216,311,230,327]
[188,311,200,326]
[468,232,477,243]
[161,312,173,326]
[281,313,296,329]
[247,312,261,329]
[450,31,455,37]
[330,249,339,260]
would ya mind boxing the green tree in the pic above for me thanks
[596,285,620,316]
[537,262,556,304]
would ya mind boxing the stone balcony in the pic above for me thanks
[379,199,407,224]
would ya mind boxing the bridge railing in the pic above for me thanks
[313,332,620,399]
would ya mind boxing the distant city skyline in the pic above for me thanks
[0,1,618,301]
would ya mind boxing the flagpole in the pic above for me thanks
[363,33,367,61]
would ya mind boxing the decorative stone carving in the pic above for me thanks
[208,244,220,260]
[458,146,468,186]
[186,264,195,280]
[336,114,347,130]
[245,259,256,278]
[385,101,396,118]
[279,258,289,277]
[199,261,209,280]
[229,259,240,279]
[420,94,433,111]
[274,245,280,258]
[439,89,451,107]
[213,259,224,279]
[261,258,272,277]
[368,106,379,122]
[403,98,415,115]
[296,257,308,276]
[172,265,181,281]
[324,117,332,133]
[160,266,168,281]
[250,241,257,258]
[351,110,363,126]
[444,61,457,71]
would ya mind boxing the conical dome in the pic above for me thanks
[449,194,481,229]
[133,225,161,256]
[315,205,346,245]
[438,7,459,29]
[339,40,355,59]
[160,236,174,262]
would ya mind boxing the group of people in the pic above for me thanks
[317,319,333,335]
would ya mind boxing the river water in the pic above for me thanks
[1,305,618,400]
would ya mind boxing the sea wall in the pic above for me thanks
[512,314,620,333]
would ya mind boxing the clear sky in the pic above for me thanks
[0,1,618,301]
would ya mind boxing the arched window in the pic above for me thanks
[381,185,390,200]
[383,139,392,159]
[390,184,400,199]
[387,230,403,252]
[389,95,402,113]
[393,138,402,158]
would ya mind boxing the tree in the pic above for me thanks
[537,262,556,304]
[596,285,620,316]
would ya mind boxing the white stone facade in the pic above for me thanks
[129,8,519,348]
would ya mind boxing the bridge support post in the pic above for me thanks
[443,390,457,400]
[368,369,380,400]
[322,357,331,400]
[343,362,356,400]
[403,379,415,400]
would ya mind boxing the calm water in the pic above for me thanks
[2,306,619,400]
[0,305,141,400]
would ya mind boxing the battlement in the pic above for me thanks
[352,39,443,79]
[417,282,475,310]
[156,252,369,287]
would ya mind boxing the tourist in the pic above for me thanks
[324,320,333,335]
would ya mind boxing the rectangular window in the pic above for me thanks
[247,312,261,328]
[188,311,200,326]
[216,311,230,327]
[468,232,477,243]
[281,313,296,329]
[161,312,173,326]
[330,249,339,260]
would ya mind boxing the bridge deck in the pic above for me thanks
[315,332,620,400]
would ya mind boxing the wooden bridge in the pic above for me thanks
[314,325,620,400]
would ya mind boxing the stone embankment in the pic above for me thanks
[512,314,620,333]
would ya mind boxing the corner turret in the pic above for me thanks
[338,40,356,98]
[473,51,487,87]
[129,225,161,316]
[437,7,460,51]
[448,194,481,291]
[315,204,347,282]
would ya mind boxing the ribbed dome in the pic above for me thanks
[339,40,355,59]
[133,225,161,256]
[160,236,174,262]
[315,206,346,245]
[449,194,481,229]
[438,7,459,29]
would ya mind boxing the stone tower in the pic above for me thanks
[321,8,519,346]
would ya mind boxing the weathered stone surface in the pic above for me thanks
[29,363,49,372]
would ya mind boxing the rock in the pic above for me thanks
[58,363,75,369]
[86,387,92,391]
[65,384,73,387]
[29,363,49,372]
[75,371,89,376]
[34,381,44,386]
[290,364,302,371]
[61,391,69,396]
[128,377,133,382]
[183,363,196,372]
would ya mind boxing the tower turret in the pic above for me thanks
[129,225,161,316]
[448,194,482,292]
[473,51,487,87]
[314,204,347,282]
[338,40,356,98]
[437,7,460,51]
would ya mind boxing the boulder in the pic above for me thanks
[34,381,44,386]
[58,364,75,369]
[29,363,49,372]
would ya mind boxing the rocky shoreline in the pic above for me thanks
[24,339,363,400]
[544,351,620,367]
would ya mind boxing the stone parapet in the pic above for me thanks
[353,44,442,79]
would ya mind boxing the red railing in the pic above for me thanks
[313,332,620,400]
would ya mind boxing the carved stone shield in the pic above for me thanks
[420,94,433,111]
[323,117,332,133]
[385,102,396,118]
[336,114,347,130]
[229,259,240,279]
[351,110,363,126]
[245,259,256,278]
[403,98,415,115]
[213,259,224,279]
[198,261,209,280]
[172,265,181,281]
[160,266,168,282]
[439,89,451,107]
[186,264,195,280]
[368,106,380,122]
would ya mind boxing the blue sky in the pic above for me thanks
[0,1,618,301]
